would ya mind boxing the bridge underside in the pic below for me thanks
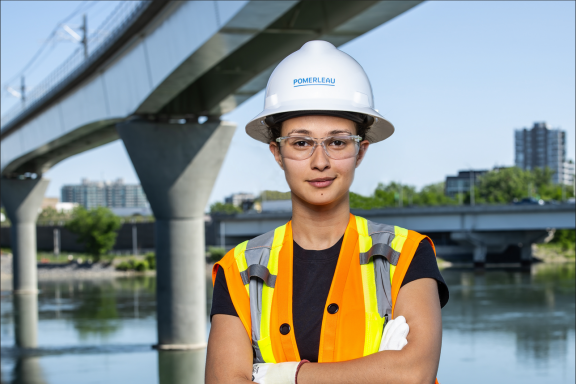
[1,0,422,177]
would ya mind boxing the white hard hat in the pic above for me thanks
[245,40,394,144]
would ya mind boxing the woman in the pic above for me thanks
[206,41,449,384]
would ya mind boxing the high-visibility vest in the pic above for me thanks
[213,214,438,375]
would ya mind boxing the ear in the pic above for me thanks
[269,142,284,170]
[355,141,370,168]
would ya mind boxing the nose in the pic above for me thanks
[309,142,331,171]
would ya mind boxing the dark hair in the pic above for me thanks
[267,112,373,143]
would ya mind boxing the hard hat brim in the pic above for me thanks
[245,101,394,144]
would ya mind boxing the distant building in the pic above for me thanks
[225,193,255,211]
[41,197,78,212]
[61,178,149,209]
[515,122,574,185]
[445,170,488,198]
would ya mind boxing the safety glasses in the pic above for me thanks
[275,135,362,160]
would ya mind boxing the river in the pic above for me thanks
[1,263,574,384]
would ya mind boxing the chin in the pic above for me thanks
[300,190,342,207]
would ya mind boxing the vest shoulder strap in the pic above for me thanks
[213,242,252,342]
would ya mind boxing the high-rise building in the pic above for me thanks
[61,178,149,209]
[515,122,574,185]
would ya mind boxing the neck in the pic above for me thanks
[290,192,351,250]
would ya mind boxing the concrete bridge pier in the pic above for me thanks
[1,178,49,293]
[117,118,236,349]
[473,243,488,269]
[14,293,39,348]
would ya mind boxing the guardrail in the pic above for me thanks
[1,1,148,131]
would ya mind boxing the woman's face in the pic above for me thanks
[269,115,369,207]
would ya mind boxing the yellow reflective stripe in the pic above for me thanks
[258,224,286,363]
[390,226,406,286]
[355,216,382,356]
[234,241,249,271]
[258,336,276,363]
[268,224,286,275]
[365,312,386,355]
[234,241,249,295]
[391,226,408,253]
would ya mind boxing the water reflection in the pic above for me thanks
[11,357,47,384]
[439,263,575,383]
[158,350,205,384]
[1,264,574,384]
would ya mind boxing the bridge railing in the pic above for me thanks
[1,1,148,131]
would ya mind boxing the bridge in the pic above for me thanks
[214,203,576,266]
[0,1,423,351]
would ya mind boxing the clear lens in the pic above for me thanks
[278,135,360,160]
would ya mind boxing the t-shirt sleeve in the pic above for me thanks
[210,266,239,321]
[401,240,450,308]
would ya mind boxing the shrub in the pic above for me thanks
[210,202,242,214]
[134,260,149,272]
[550,229,576,251]
[208,247,226,263]
[116,261,131,271]
[145,253,156,270]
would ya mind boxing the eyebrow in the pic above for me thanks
[328,129,353,135]
[286,129,311,136]
[286,129,353,136]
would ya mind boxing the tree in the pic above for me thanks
[65,207,121,261]
[210,202,242,215]
[37,206,69,224]
[259,190,291,201]
[476,167,574,203]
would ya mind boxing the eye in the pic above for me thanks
[294,140,309,147]
[328,138,349,148]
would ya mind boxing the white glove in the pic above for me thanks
[379,315,409,351]
[252,362,299,384]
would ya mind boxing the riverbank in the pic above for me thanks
[1,244,573,282]
[0,253,155,281]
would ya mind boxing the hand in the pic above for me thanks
[379,315,410,351]
[252,362,299,384]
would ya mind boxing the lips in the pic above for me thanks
[307,177,335,188]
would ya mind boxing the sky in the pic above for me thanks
[1,1,575,206]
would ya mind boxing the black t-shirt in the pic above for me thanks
[210,237,449,362]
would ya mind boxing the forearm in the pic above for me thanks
[299,279,442,384]
[297,345,436,384]
[205,371,254,384]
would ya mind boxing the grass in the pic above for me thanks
[36,251,99,264]
[2,248,130,264]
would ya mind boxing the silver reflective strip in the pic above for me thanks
[249,278,263,352]
[366,220,396,318]
[359,243,400,266]
[240,265,277,288]
[245,230,275,267]
[367,221,395,239]
[241,229,277,364]
[373,257,392,318]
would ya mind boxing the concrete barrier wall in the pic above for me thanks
[1,220,220,253]
[1,223,155,253]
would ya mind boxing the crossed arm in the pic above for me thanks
[206,278,442,384]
